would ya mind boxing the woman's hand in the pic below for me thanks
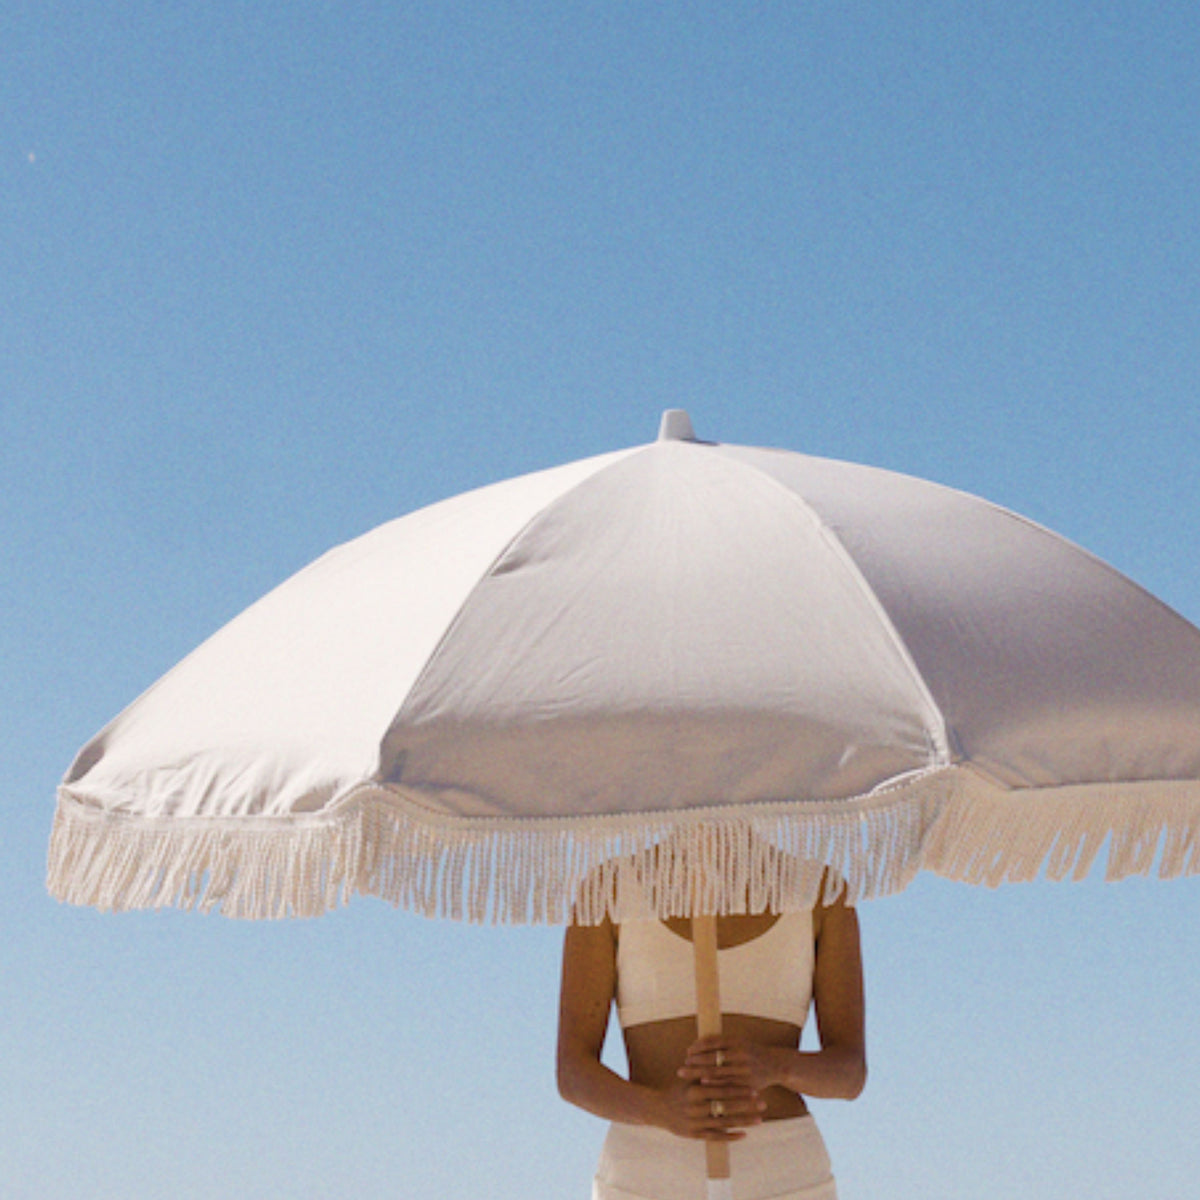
[655,1066,765,1141]
[677,1034,779,1097]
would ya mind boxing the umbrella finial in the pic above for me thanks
[658,409,697,442]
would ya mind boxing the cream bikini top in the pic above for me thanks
[615,910,815,1029]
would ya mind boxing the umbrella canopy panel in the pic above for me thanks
[384,439,952,819]
[49,413,1200,921]
[717,445,1200,792]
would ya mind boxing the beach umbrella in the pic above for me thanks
[48,410,1200,1198]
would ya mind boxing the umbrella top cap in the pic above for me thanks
[657,409,697,442]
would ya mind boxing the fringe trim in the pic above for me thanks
[923,772,1200,886]
[47,795,368,920]
[47,769,1200,922]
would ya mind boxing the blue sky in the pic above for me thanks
[3,4,1198,1197]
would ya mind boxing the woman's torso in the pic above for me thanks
[617,911,814,1121]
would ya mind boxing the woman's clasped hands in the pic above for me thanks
[662,1035,770,1141]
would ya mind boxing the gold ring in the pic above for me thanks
[710,1099,725,1118]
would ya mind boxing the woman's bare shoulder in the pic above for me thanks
[812,866,856,939]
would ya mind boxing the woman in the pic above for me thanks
[557,871,865,1199]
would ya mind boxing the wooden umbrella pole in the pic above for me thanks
[692,913,733,1197]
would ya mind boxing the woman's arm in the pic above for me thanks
[807,886,867,1097]
[556,920,765,1139]
[556,920,659,1123]
[678,889,867,1101]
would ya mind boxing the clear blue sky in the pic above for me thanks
[4,4,1198,1197]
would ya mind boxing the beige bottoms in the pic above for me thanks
[592,1115,837,1200]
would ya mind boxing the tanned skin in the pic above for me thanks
[556,881,866,1142]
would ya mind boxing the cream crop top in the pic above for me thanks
[615,911,815,1029]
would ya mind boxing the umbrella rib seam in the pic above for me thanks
[712,448,954,767]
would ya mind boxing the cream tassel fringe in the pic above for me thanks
[47,768,1200,923]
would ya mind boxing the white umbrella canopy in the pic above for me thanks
[48,410,1200,923]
